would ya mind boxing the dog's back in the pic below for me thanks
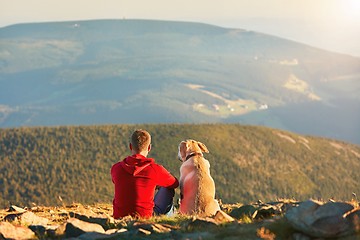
[193,156,220,216]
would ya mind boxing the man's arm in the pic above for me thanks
[155,164,179,189]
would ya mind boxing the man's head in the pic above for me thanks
[130,129,151,154]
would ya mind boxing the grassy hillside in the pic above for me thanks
[0,123,359,208]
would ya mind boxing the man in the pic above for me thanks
[111,129,179,218]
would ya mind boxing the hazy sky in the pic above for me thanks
[1,0,360,56]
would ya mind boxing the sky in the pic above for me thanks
[1,0,360,56]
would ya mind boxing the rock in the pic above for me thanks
[77,231,123,240]
[255,205,280,219]
[77,232,108,240]
[186,217,218,230]
[53,223,67,237]
[285,199,360,238]
[28,225,46,236]
[133,222,174,234]
[68,212,113,230]
[213,210,235,223]
[29,224,59,238]
[105,228,127,234]
[4,211,49,225]
[0,222,36,240]
[8,205,27,213]
[229,205,257,219]
[291,232,311,240]
[137,228,152,235]
[178,231,213,239]
[65,218,105,238]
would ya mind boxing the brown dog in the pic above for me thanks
[178,139,220,216]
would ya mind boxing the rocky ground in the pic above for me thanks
[0,199,359,239]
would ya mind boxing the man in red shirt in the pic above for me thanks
[111,129,179,218]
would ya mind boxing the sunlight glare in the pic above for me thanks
[341,0,360,23]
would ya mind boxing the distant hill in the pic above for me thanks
[0,124,359,208]
[0,19,359,144]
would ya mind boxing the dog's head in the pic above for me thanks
[178,139,209,162]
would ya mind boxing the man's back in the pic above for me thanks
[111,154,178,218]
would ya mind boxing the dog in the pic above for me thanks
[177,139,220,217]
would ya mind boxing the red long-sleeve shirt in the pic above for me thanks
[111,154,179,218]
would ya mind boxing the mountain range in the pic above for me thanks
[0,19,359,144]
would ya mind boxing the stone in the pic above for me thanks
[291,232,311,240]
[53,223,67,237]
[213,210,235,223]
[133,222,174,233]
[255,205,280,219]
[69,212,113,230]
[0,222,36,240]
[137,228,152,235]
[186,217,218,230]
[65,218,105,238]
[28,225,46,236]
[105,228,127,234]
[29,224,59,238]
[285,199,359,238]
[229,204,257,219]
[4,211,49,225]
[77,231,118,240]
[8,205,27,213]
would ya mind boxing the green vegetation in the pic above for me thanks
[0,123,359,208]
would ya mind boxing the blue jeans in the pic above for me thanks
[153,187,175,216]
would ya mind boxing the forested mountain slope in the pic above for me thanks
[0,124,359,208]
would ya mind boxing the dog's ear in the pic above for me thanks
[178,141,187,161]
[197,141,209,153]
